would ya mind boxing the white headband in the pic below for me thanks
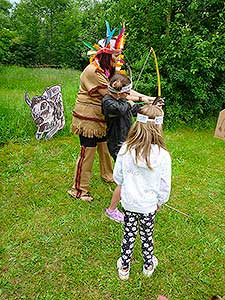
[136,113,163,125]
[108,82,133,94]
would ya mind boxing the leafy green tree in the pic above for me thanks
[97,0,225,125]
[11,0,83,67]
[10,0,42,65]
[0,0,14,63]
[160,0,225,126]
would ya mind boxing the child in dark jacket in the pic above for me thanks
[102,74,143,223]
[102,74,141,161]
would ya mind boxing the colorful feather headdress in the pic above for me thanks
[83,21,126,71]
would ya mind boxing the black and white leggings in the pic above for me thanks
[121,210,156,269]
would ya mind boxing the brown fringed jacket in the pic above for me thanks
[71,62,109,138]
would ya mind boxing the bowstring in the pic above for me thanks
[134,47,153,90]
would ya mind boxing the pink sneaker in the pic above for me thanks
[158,296,168,300]
[105,208,124,223]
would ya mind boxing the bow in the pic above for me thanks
[151,47,161,97]
[134,47,164,106]
[151,47,165,106]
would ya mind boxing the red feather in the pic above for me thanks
[115,27,125,49]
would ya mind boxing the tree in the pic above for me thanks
[0,0,14,64]
[11,0,83,67]
[97,0,225,125]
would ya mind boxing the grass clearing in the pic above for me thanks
[1,131,224,300]
[0,67,225,299]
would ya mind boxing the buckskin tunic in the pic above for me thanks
[71,62,109,138]
[69,61,113,200]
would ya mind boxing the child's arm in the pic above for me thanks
[113,148,124,186]
[102,97,131,117]
[158,152,172,208]
[130,103,142,116]
[127,90,156,103]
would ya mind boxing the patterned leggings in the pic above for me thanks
[121,210,156,269]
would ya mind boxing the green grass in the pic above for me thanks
[0,67,225,300]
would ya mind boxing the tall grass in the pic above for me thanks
[0,66,80,144]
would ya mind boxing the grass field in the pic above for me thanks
[0,67,225,300]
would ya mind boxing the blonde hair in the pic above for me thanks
[124,105,166,169]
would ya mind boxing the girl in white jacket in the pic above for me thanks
[114,105,171,280]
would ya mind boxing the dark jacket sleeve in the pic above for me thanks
[131,103,142,116]
[102,96,131,117]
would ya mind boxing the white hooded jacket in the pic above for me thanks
[113,143,171,214]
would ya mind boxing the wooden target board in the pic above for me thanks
[214,109,225,141]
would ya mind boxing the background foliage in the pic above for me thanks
[0,0,225,126]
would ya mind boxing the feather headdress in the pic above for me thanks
[83,21,126,58]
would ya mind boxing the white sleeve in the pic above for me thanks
[113,152,124,186]
[158,151,171,206]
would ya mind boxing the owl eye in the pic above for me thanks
[41,102,48,110]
